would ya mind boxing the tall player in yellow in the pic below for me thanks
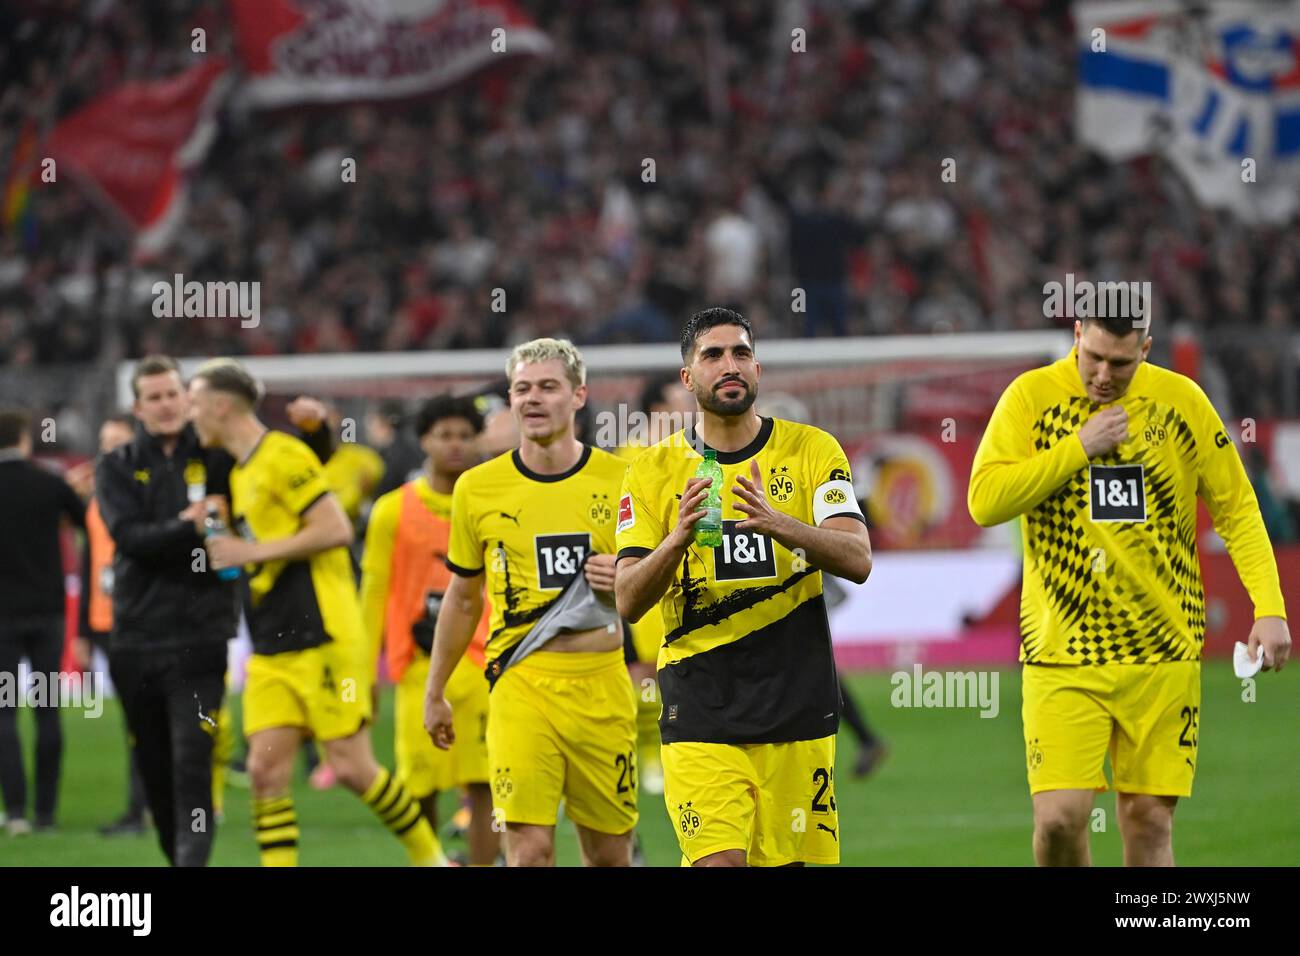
[969,313,1291,866]
[360,394,499,865]
[188,359,447,867]
[423,338,638,867]
[615,308,873,867]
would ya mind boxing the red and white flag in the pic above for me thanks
[230,0,552,109]
[44,59,230,259]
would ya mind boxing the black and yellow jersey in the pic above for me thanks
[446,445,627,664]
[229,430,365,656]
[616,417,864,745]
[969,348,1287,665]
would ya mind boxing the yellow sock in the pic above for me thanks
[362,767,447,866]
[253,795,299,867]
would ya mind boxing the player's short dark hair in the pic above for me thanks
[191,358,262,409]
[639,370,682,415]
[1080,286,1151,340]
[680,307,753,361]
[0,407,30,449]
[414,394,484,439]
[131,355,181,399]
[102,412,135,431]
[1081,314,1151,339]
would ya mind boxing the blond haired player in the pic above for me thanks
[969,314,1290,866]
[424,338,638,867]
[188,358,447,866]
[615,308,872,867]
[360,394,498,865]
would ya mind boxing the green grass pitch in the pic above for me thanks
[2,662,1295,866]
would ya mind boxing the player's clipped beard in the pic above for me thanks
[697,376,758,416]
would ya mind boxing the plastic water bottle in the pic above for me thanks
[204,506,242,582]
[694,449,723,548]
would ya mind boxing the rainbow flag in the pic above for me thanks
[2,118,38,250]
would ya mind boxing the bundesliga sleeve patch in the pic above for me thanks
[617,494,635,533]
[813,478,863,526]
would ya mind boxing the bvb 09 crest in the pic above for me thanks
[677,801,701,840]
[493,767,514,801]
[183,459,207,487]
[767,465,795,503]
[588,492,613,523]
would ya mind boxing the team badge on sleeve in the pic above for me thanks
[617,494,635,533]
[812,478,862,525]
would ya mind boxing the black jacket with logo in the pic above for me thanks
[95,423,238,650]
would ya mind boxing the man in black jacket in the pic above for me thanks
[95,356,238,866]
[0,408,85,835]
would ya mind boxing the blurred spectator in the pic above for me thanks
[789,179,868,338]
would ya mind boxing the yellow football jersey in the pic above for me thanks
[611,443,645,464]
[323,442,385,522]
[969,348,1286,665]
[229,430,365,656]
[612,442,662,663]
[616,417,864,744]
[446,446,627,665]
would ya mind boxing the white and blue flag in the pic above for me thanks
[1076,0,1300,222]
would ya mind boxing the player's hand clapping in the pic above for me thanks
[667,476,712,549]
[1078,405,1129,458]
[733,460,790,536]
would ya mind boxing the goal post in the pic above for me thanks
[115,330,1071,444]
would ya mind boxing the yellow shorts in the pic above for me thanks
[487,649,638,835]
[1022,660,1201,797]
[661,735,839,866]
[396,652,489,798]
[243,641,372,742]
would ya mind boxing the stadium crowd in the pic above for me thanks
[0,0,1296,425]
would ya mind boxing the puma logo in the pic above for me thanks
[499,510,521,525]
[817,823,838,841]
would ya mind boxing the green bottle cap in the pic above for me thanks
[703,448,717,460]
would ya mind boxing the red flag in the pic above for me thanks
[44,59,230,259]
[230,0,551,109]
